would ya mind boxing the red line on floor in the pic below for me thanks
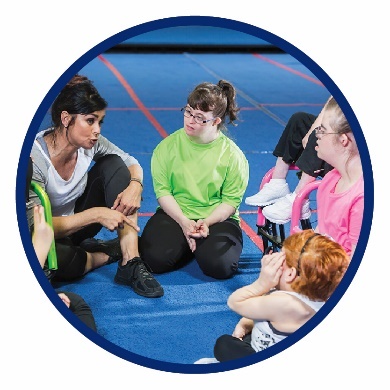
[240,217,264,253]
[98,54,169,139]
[252,53,324,86]
[239,210,258,215]
[138,212,155,217]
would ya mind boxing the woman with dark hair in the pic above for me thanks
[139,80,249,279]
[28,74,163,298]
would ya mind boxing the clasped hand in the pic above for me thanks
[181,219,209,252]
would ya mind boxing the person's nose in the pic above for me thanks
[93,124,101,136]
[188,113,197,124]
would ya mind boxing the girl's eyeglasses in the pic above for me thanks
[181,107,215,125]
[314,126,340,139]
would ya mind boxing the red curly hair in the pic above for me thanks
[283,230,349,301]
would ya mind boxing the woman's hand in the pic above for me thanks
[190,219,209,239]
[183,219,210,251]
[179,218,199,252]
[98,207,140,232]
[111,184,142,216]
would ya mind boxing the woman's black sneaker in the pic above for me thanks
[80,237,122,259]
[114,257,164,298]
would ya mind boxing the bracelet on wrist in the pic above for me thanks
[130,178,143,188]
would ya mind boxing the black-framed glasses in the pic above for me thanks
[181,107,215,125]
[314,126,339,139]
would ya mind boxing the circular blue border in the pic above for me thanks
[16,16,373,374]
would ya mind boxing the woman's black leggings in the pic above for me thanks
[54,155,130,281]
[273,112,333,177]
[139,209,243,279]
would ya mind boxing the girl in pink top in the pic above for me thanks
[314,97,364,259]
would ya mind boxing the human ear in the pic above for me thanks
[340,133,349,146]
[285,266,297,283]
[213,117,222,126]
[61,111,71,128]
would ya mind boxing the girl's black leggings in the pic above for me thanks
[139,208,243,279]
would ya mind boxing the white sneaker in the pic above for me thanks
[245,181,290,206]
[262,192,311,224]
[194,357,219,364]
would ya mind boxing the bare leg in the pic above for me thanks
[294,172,316,196]
[84,252,110,274]
[271,157,290,179]
[118,212,140,265]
